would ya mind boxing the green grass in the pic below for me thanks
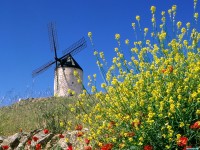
[0,96,80,136]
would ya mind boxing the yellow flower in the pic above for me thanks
[168,9,172,14]
[125,39,129,45]
[93,74,97,78]
[114,47,119,52]
[194,12,199,20]
[88,32,92,38]
[93,51,98,55]
[172,5,177,12]
[65,138,69,143]
[132,22,136,29]
[136,15,140,21]
[73,70,78,77]
[60,121,64,127]
[139,137,143,141]
[119,143,125,148]
[115,33,120,40]
[176,134,181,140]
[196,109,200,115]
[150,6,156,14]
[67,89,72,94]
[186,22,190,28]
[181,27,186,33]
[191,92,197,98]
[101,83,106,88]
[161,17,166,23]
[144,28,148,33]
[179,122,185,128]
[98,142,103,147]
[152,17,156,23]
[77,79,82,83]
[177,21,182,29]
[128,137,133,142]
[165,145,170,149]
[162,134,166,138]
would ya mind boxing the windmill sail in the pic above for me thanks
[62,37,87,56]
[32,60,56,77]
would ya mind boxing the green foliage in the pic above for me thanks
[0,97,79,136]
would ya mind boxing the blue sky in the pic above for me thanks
[0,0,196,105]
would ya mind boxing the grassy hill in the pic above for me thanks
[0,96,79,136]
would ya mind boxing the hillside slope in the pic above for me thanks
[0,97,78,136]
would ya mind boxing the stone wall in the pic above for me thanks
[0,128,89,150]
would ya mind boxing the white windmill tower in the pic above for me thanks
[32,22,87,97]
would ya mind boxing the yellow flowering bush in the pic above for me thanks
[72,1,200,149]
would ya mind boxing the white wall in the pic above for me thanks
[54,67,83,97]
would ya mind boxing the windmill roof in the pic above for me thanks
[58,55,83,71]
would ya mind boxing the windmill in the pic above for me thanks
[32,22,87,97]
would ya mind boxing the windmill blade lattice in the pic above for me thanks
[62,37,87,56]
[48,22,59,52]
[32,60,56,77]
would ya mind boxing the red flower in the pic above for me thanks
[127,132,135,137]
[144,145,153,150]
[67,144,73,150]
[183,146,192,150]
[177,136,188,147]
[108,121,115,129]
[162,69,166,73]
[75,124,83,130]
[169,65,173,72]
[43,129,49,134]
[76,131,84,137]
[27,139,32,145]
[85,138,90,145]
[190,121,200,129]
[1,145,9,150]
[35,143,41,150]
[59,134,65,138]
[84,146,92,150]
[101,143,113,150]
[32,136,39,142]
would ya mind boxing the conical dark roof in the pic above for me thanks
[58,54,83,71]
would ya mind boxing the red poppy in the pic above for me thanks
[1,145,9,150]
[183,146,192,150]
[169,65,173,72]
[144,145,153,150]
[76,131,84,137]
[85,138,90,145]
[127,132,135,137]
[75,124,83,130]
[84,146,92,150]
[190,121,200,129]
[43,129,49,134]
[27,140,31,145]
[177,136,188,147]
[101,143,113,150]
[162,69,166,73]
[32,136,39,142]
[35,143,41,150]
[67,144,73,150]
[108,121,115,129]
[59,134,65,138]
